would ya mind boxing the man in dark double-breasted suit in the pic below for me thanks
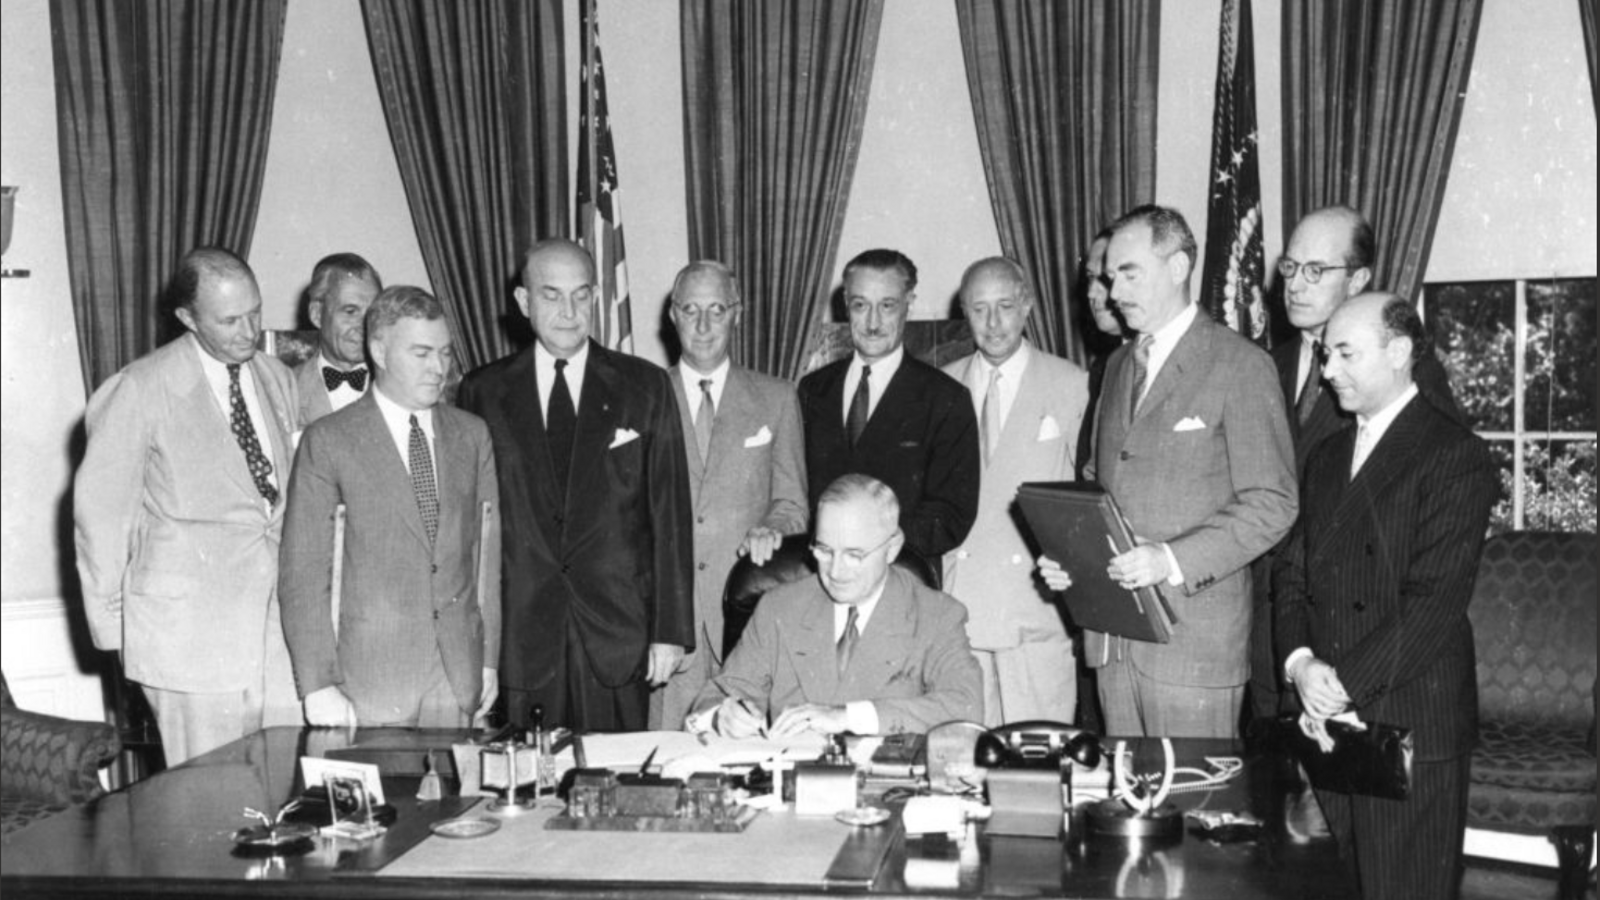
[459,239,694,731]
[1276,292,1495,900]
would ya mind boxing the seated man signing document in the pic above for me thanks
[689,475,982,737]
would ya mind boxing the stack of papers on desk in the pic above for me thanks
[557,731,827,780]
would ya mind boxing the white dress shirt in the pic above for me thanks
[841,345,904,426]
[191,335,277,495]
[534,341,590,419]
[1135,302,1199,407]
[677,358,730,411]
[965,340,1030,429]
[372,386,436,479]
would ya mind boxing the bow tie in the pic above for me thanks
[323,366,368,392]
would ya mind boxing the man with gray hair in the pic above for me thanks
[293,253,382,426]
[280,286,501,727]
[654,260,808,730]
[688,474,982,737]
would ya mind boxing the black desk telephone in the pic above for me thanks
[974,720,1104,771]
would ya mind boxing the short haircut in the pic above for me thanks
[170,247,256,311]
[671,260,741,305]
[365,285,446,342]
[959,256,1032,305]
[1111,204,1198,270]
[1378,293,1431,364]
[308,253,382,309]
[843,248,918,293]
[522,237,596,286]
[817,473,901,533]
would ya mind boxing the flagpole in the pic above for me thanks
[583,0,598,248]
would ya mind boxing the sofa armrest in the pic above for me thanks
[1,706,121,805]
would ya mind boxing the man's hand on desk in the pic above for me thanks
[645,643,686,686]
[771,703,847,736]
[711,697,768,738]
[304,685,358,728]
[1037,555,1073,592]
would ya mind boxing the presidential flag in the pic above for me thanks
[1199,0,1270,347]
[577,0,633,354]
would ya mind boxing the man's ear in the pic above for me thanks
[174,305,197,334]
[513,286,532,320]
[1348,266,1373,297]
[887,529,906,564]
[1385,334,1414,370]
[1167,251,1193,285]
[308,300,324,330]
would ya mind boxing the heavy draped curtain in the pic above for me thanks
[1582,0,1598,112]
[956,0,1159,364]
[682,0,884,379]
[52,0,287,391]
[362,0,567,370]
[1282,0,1483,304]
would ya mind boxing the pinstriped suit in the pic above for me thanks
[1275,394,1496,900]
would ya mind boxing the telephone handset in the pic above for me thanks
[974,720,1104,771]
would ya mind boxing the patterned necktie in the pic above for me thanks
[694,378,715,464]
[847,365,872,447]
[409,414,439,544]
[323,366,368,393]
[837,604,860,675]
[226,364,278,505]
[547,358,577,488]
[1129,334,1154,419]
[981,367,1002,465]
[1296,341,1323,425]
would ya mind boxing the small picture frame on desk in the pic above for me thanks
[321,773,385,841]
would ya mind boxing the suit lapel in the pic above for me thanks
[842,570,914,691]
[500,350,562,547]
[668,366,706,489]
[863,361,925,447]
[1134,314,1208,423]
[433,404,476,556]
[568,343,620,504]
[789,584,841,700]
[355,394,432,550]
[706,368,760,495]
[997,349,1048,462]
[248,355,294,503]
[177,341,261,504]
[1326,396,1429,538]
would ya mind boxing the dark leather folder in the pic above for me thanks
[1015,481,1174,643]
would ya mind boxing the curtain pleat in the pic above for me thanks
[682,0,884,380]
[1581,0,1598,113]
[955,0,1158,364]
[52,0,287,392]
[1282,0,1483,302]
[361,0,567,371]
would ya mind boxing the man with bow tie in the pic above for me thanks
[293,253,381,426]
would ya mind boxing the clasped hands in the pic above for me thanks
[1287,655,1358,751]
[710,698,847,738]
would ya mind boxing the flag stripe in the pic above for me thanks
[577,0,633,354]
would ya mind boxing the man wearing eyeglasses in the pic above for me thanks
[797,249,980,578]
[653,261,809,730]
[688,474,982,737]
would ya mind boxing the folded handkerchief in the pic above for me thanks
[744,425,773,448]
[610,427,640,449]
[1036,415,1062,441]
[289,429,304,451]
[1173,416,1207,432]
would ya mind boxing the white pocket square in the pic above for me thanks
[609,427,640,449]
[1173,416,1207,432]
[289,429,304,451]
[743,425,773,448]
[1035,415,1062,442]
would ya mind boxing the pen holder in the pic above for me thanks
[480,742,540,814]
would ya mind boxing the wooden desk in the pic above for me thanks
[1,726,1356,899]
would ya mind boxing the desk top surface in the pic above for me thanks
[1,726,1356,900]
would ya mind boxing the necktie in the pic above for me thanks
[323,366,368,393]
[837,604,860,675]
[694,378,715,464]
[1350,422,1373,480]
[981,367,1002,465]
[1296,341,1323,425]
[1129,334,1154,419]
[226,364,278,505]
[409,414,439,544]
[847,365,872,447]
[547,359,577,488]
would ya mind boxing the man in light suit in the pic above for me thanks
[689,475,982,737]
[458,239,694,731]
[652,261,809,730]
[279,287,501,728]
[942,257,1087,725]
[1042,205,1297,738]
[292,253,381,426]
[798,249,980,571]
[75,248,301,765]
[1276,293,1495,900]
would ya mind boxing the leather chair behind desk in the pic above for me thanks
[721,533,938,658]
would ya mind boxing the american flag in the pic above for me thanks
[1199,0,1271,348]
[577,0,633,354]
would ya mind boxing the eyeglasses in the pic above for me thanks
[1277,258,1353,285]
[811,531,899,568]
[673,302,741,324]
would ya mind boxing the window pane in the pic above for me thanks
[1485,440,1516,535]
[1522,439,1597,534]
[1425,281,1515,432]
[1525,278,1597,432]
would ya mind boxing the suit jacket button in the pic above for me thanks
[696,516,705,524]
[697,562,707,571]
[430,564,438,574]
[1353,601,1366,611]
[554,514,565,526]
[1120,450,1132,461]
[432,610,440,620]
[561,563,571,574]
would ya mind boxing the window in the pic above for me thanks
[1424,278,1597,534]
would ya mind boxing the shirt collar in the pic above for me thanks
[850,344,904,381]
[535,339,590,378]
[973,339,1031,382]
[1146,301,1198,352]
[836,579,887,633]
[1355,382,1419,440]
[317,351,367,373]
[678,357,730,397]
[372,382,434,433]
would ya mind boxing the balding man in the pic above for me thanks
[654,261,808,730]
[1276,293,1495,900]
[75,247,301,764]
[458,239,694,731]
[942,257,1088,725]
[689,475,982,737]
[293,253,382,426]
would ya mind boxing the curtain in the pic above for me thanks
[682,0,884,380]
[362,0,567,370]
[1282,0,1483,304]
[52,0,287,392]
[1581,0,1598,113]
[956,0,1159,364]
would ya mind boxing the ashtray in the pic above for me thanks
[232,822,318,855]
[835,805,892,827]
[429,816,502,839]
